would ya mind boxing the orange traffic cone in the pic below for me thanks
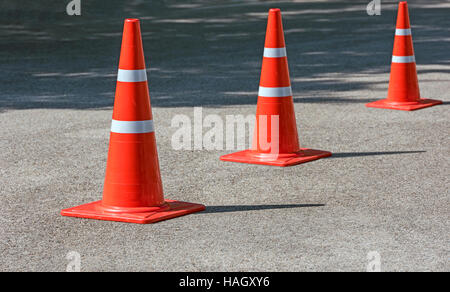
[61,19,205,224]
[220,9,331,167]
[366,1,442,111]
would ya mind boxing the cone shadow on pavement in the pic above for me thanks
[327,150,425,158]
[201,204,325,214]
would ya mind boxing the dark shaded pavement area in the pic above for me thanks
[0,0,449,109]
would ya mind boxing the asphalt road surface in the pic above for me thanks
[0,0,449,271]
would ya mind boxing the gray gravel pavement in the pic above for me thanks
[0,0,449,271]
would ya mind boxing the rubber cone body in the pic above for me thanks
[220,9,331,167]
[61,19,205,224]
[366,1,442,111]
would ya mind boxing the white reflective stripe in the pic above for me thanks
[395,28,412,36]
[258,86,292,97]
[117,69,147,82]
[111,120,154,133]
[392,55,416,63]
[263,47,287,58]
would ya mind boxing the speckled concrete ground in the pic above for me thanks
[0,0,449,271]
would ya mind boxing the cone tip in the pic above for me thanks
[269,8,281,14]
[399,1,407,6]
[125,18,140,23]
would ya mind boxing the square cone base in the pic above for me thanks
[366,98,442,111]
[61,200,205,224]
[220,148,332,167]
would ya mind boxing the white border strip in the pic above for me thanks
[117,69,147,82]
[395,28,412,36]
[258,86,292,97]
[263,47,287,58]
[392,55,416,63]
[111,119,154,134]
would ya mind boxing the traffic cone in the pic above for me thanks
[220,9,331,167]
[61,19,205,224]
[366,1,442,111]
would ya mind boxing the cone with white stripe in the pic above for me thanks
[220,9,331,167]
[61,19,205,223]
[366,1,442,111]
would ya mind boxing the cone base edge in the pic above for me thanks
[61,200,205,224]
[365,98,442,111]
[220,148,332,167]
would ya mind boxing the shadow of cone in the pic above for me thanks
[61,19,205,224]
[220,8,331,167]
[366,1,442,111]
